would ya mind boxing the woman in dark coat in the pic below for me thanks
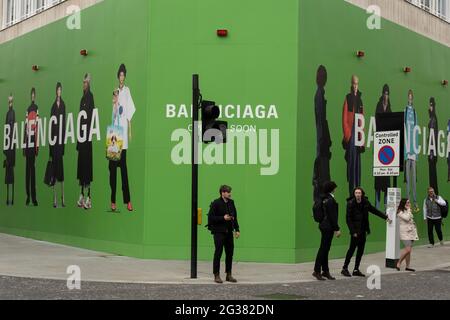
[77,74,95,210]
[4,94,15,206]
[428,97,439,194]
[50,82,66,208]
[374,84,392,208]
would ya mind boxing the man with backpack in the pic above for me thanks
[207,185,240,284]
[313,181,341,281]
[423,187,447,248]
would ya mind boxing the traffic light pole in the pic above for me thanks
[191,74,200,279]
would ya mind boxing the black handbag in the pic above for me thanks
[44,160,56,187]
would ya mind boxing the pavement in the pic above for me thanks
[1,269,450,300]
[1,233,450,285]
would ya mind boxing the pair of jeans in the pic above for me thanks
[428,158,439,195]
[343,233,367,271]
[346,127,361,196]
[213,231,234,275]
[375,191,387,209]
[109,150,130,204]
[25,154,37,202]
[405,159,417,205]
[427,218,443,245]
[313,155,331,202]
[314,230,334,273]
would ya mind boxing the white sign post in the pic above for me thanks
[373,130,402,268]
[385,188,401,268]
[373,131,400,177]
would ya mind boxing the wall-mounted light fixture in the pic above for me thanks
[217,29,228,38]
[356,50,365,58]
[403,67,412,73]
[32,65,39,72]
[80,49,88,56]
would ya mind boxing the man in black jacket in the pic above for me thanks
[207,185,240,284]
[342,187,390,277]
[313,181,341,281]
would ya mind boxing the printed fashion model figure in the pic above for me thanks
[313,65,332,203]
[50,82,66,208]
[342,75,365,196]
[374,84,392,209]
[428,97,439,195]
[4,94,16,206]
[24,87,39,206]
[109,64,136,212]
[404,90,419,211]
[77,74,95,210]
[448,120,450,182]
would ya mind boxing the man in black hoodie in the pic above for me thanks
[207,185,240,284]
[428,97,439,195]
[341,187,390,277]
[313,181,341,281]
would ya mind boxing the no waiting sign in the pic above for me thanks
[373,130,400,177]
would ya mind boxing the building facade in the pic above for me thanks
[0,0,449,263]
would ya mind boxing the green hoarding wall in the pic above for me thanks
[296,0,450,262]
[0,0,448,263]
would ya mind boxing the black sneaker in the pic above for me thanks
[321,272,336,280]
[352,270,366,277]
[341,269,352,277]
[312,272,326,281]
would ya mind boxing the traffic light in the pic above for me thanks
[201,100,227,143]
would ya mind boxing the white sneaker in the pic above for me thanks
[427,244,434,248]
[77,195,84,208]
[440,241,445,246]
[84,197,92,210]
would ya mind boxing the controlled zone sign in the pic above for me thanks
[373,130,400,177]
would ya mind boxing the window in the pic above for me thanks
[406,0,450,22]
[1,0,66,29]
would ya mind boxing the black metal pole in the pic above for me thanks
[191,74,200,279]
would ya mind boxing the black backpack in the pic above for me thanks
[438,199,449,219]
[313,198,327,223]
[205,201,214,231]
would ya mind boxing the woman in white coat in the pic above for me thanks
[396,199,419,271]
